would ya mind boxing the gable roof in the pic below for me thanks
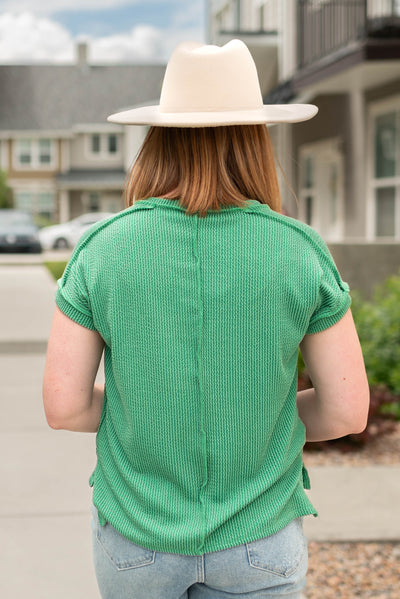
[0,63,166,131]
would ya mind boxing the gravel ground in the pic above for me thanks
[303,422,400,598]
[306,542,400,598]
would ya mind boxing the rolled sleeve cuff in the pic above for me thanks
[55,289,96,331]
[306,291,351,335]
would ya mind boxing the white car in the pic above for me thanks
[39,212,114,250]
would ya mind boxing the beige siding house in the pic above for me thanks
[0,46,165,223]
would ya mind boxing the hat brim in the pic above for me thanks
[107,104,318,127]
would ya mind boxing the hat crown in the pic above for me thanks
[160,40,264,114]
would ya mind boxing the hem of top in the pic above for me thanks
[91,471,317,557]
[56,289,96,331]
[91,498,317,557]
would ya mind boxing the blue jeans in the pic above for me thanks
[91,506,307,599]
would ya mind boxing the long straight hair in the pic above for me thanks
[125,125,281,216]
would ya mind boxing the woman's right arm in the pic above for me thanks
[297,309,370,442]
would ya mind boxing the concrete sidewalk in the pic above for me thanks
[0,264,101,598]
[1,263,399,599]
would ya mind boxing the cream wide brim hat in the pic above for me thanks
[108,39,318,127]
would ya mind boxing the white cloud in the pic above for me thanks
[91,26,165,63]
[0,1,133,13]
[0,12,74,62]
[91,23,204,63]
[0,0,191,15]
[0,11,204,64]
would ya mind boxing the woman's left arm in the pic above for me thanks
[43,307,105,432]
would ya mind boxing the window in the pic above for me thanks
[108,134,118,154]
[375,112,396,178]
[329,162,339,226]
[369,100,400,239]
[14,190,55,219]
[15,191,34,212]
[299,140,344,241]
[234,0,241,29]
[88,192,100,212]
[259,3,265,29]
[39,139,52,164]
[91,134,101,154]
[17,140,32,165]
[300,155,316,227]
[257,1,279,31]
[88,133,120,157]
[15,138,55,169]
[305,195,313,226]
[37,192,55,220]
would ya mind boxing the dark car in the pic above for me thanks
[0,210,42,253]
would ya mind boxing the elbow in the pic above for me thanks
[320,388,370,441]
[349,419,368,436]
[349,410,369,436]
[44,405,67,430]
[47,420,63,430]
[45,414,65,430]
[341,388,371,437]
[43,388,69,430]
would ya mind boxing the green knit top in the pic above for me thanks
[56,197,351,555]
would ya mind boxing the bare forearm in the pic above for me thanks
[296,388,365,442]
[50,384,105,433]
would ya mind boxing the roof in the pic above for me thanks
[0,63,166,131]
[57,168,126,189]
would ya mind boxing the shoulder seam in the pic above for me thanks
[248,206,329,259]
[60,203,154,283]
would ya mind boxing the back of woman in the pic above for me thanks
[43,40,369,599]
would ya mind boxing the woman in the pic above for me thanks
[43,40,369,599]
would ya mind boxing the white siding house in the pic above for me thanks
[209,0,400,294]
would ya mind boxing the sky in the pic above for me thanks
[0,0,206,64]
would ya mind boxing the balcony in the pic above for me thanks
[298,0,400,70]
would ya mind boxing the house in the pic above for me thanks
[209,0,400,295]
[0,43,165,223]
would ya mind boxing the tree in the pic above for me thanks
[0,170,14,209]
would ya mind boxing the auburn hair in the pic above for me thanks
[125,125,281,217]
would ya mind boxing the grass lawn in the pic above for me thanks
[44,261,67,281]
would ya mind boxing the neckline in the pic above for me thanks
[136,197,266,213]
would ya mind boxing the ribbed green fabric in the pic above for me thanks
[56,197,351,555]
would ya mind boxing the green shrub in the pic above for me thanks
[34,215,56,229]
[352,272,400,397]
[44,261,67,281]
[0,170,13,209]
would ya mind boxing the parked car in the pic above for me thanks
[38,212,114,250]
[0,210,42,253]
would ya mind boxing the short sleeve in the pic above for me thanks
[306,244,351,335]
[55,249,96,330]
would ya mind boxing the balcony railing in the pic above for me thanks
[297,0,400,69]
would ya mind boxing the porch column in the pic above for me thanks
[59,190,70,223]
[281,0,297,80]
[349,88,366,238]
